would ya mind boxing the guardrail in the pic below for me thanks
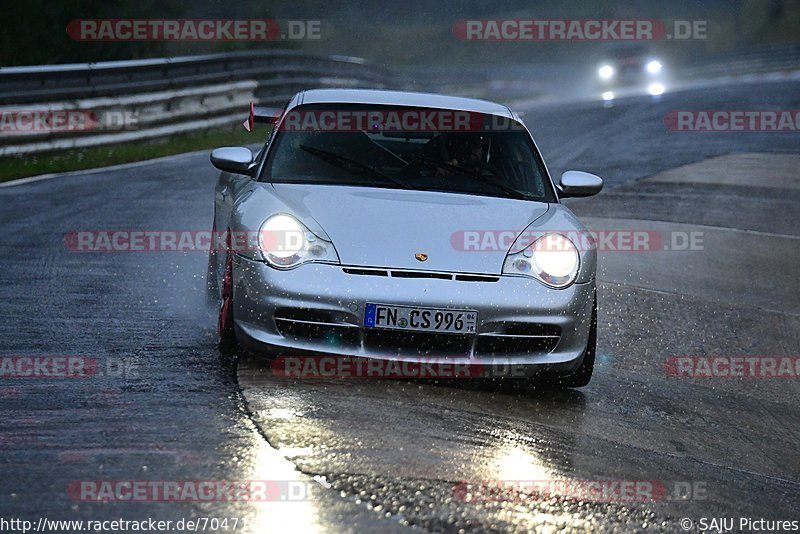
[678,43,800,79]
[0,50,396,156]
[0,50,394,105]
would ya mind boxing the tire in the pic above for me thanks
[206,249,219,308]
[217,250,238,353]
[558,292,597,388]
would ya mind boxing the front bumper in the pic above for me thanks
[232,256,595,377]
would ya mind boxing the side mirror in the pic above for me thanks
[558,171,604,198]
[210,147,254,175]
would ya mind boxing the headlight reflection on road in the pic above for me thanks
[484,443,595,528]
[494,444,554,482]
[647,83,666,96]
[246,433,322,531]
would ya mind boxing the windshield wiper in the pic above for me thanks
[407,154,530,200]
[299,145,412,190]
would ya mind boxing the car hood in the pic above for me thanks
[267,183,549,274]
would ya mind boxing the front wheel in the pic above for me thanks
[206,249,219,308]
[558,293,597,388]
[217,251,238,353]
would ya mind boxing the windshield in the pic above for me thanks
[260,104,556,202]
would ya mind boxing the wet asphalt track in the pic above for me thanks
[0,80,799,532]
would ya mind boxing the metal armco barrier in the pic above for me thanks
[0,50,395,155]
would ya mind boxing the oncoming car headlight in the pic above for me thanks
[598,65,615,80]
[646,60,662,74]
[258,214,339,269]
[503,233,580,288]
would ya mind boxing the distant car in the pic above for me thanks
[207,89,603,387]
[596,44,667,100]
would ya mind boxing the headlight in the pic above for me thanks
[646,60,662,74]
[598,65,615,80]
[503,233,580,288]
[258,214,339,269]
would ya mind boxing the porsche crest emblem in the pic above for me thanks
[415,253,428,262]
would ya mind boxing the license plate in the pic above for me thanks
[364,303,478,334]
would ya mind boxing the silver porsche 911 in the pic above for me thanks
[207,89,603,387]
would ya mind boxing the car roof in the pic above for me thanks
[291,89,517,119]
